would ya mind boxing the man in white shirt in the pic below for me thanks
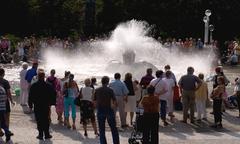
[150,70,168,125]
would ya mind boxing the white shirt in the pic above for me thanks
[161,78,175,100]
[81,86,94,101]
[150,78,167,97]
[234,78,240,92]
[20,69,28,89]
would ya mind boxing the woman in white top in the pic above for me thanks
[162,71,175,124]
[19,62,28,105]
[79,78,98,137]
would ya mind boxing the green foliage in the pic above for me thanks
[0,0,240,41]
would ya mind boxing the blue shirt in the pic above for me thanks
[25,68,37,83]
[109,79,129,97]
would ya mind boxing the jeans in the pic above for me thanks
[160,100,167,121]
[213,99,222,124]
[64,97,76,119]
[97,107,119,144]
[142,113,159,144]
[0,110,10,135]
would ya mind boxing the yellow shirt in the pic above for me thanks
[195,80,208,101]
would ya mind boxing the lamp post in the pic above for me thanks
[209,24,214,44]
[203,9,211,44]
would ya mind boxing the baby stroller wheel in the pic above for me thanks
[128,138,139,144]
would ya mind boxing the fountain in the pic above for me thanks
[3,20,216,85]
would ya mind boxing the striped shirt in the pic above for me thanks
[0,86,7,111]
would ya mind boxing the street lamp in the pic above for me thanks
[203,9,211,44]
[209,24,214,44]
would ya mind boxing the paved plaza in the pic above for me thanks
[1,101,239,144]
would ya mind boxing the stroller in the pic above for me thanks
[128,107,144,144]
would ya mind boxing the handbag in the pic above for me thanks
[74,88,83,106]
[74,96,81,106]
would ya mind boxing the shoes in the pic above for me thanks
[45,135,52,139]
[217,123,223,128]
[118,127,125,132]
[190,120,195,124]
[163,121,169,126]
[72,125,76,130]
[94,132,99,137]
[196,119,201,123]
[180,120,187,124]
[84,132,88,137]
[121,125,129,129]
[211,124,223,129]
[36,135,44,140]
[202,118,207,121]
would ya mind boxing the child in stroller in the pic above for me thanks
[128,107,144,144]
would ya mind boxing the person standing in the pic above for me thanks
[178,67,202,123]
[140,68,154,95]
[0,83,13,142]
[210,76,225,128]
[150,70,168,125]
[162,71,175,122]
[46,69,59,123]
[79,78,98,137]
[29,70,55,140]
[195,73,208,122]
[0,68,14,137]
[109,73,129,129]
[63,74,79,129]
[94,76,119,144]
[123,73,137,125]
[25,62,38,84]
[19,62,29,106]
[140,86,160,144]
[163,65,177,84]
[59,71,70,123]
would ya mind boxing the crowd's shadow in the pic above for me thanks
[50,123,84,141]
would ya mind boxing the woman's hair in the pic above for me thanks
[147,85,155,95]
[165,70,171,78]
[124,73,132,81]
[91,77,97,84]
[84,78,91,86]
[198,73,204,80]
[64,71,71,77]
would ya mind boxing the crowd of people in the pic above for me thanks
[0,62,232,143]
[222,40,240,65]
[3,35,239,65]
